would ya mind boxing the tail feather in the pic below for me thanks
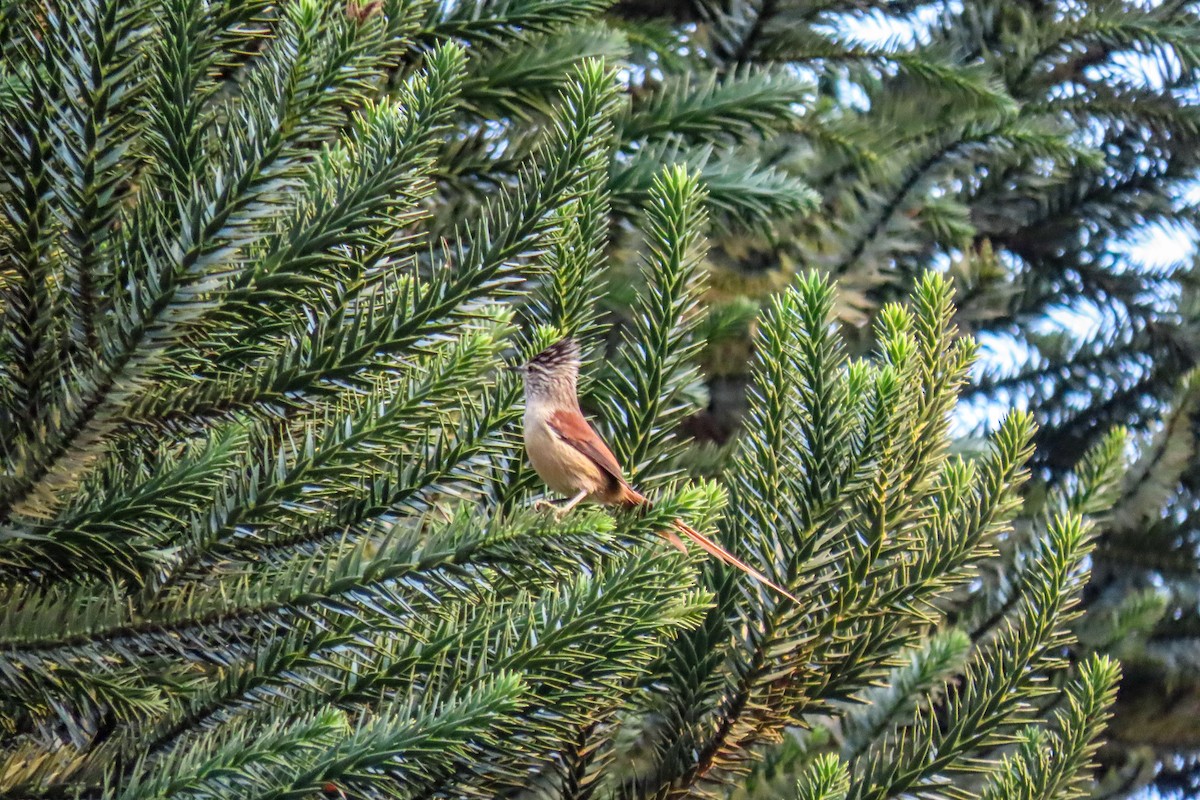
[616,483,785,595]
[618,483,689,553]
[663,528,688,553]
[672,519,798,603]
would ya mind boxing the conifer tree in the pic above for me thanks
[0,1,1120,798]
[603,1,1200,792]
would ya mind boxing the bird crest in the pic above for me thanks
[526,338,580,374]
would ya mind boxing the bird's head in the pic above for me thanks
[509,337,581,402]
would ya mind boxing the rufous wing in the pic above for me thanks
[547,409,642,501]
[546,410,675,542]
[547,408,624,480]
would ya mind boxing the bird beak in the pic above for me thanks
[504,363,521,373]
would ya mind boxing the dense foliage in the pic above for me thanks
[0,0,1151,798]
[602,1,1200,792]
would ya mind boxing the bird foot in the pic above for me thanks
[533,499,573,522]
[534,492,587,521]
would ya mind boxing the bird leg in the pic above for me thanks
[553,489,589,521]
[532,498,558,512]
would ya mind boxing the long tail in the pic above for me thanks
[616,483,796,603]
[671,519,798,603]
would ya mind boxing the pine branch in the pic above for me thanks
[612,141,818,233]
[839,630,972,760]
[461,24,630,122]
[978,656,1120,800]
[600,165,709,480]
[795,754,851,800]
[755,25,1016,115]
[1106,369,1200,539]
[620,275,1035,797]
[847,513,1093,800]
[1013,3,1200,90]
[0,1,418,524]
[118,676,528,800]
[0,426,246,584]
[423,0,612,49]
[0,46,61,456]
[620,66,808,146]
[134,44,468,420]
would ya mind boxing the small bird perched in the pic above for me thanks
[512,337,797,603]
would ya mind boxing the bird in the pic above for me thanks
[511,337,797,603]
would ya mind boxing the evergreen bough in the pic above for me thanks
[0,2,1117,798]
[604,1,1200,790]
